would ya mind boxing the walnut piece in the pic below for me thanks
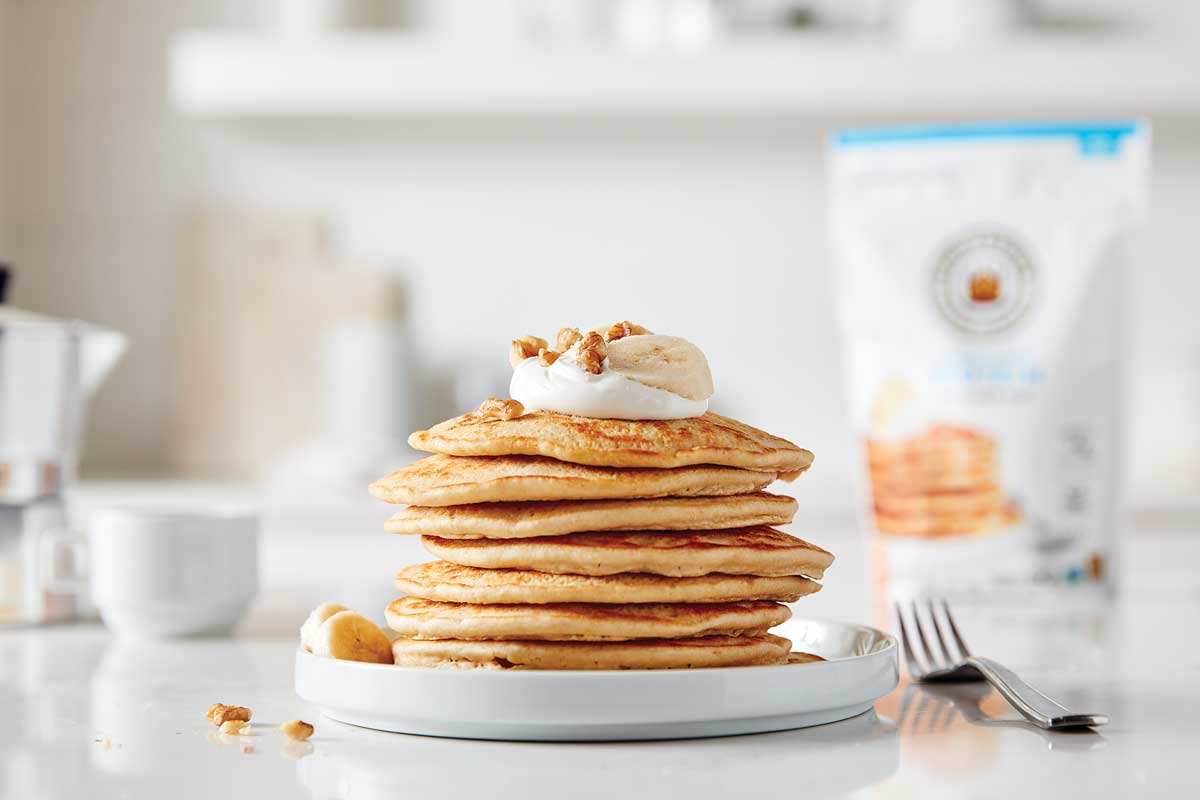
[555,327,583,352]
[207,704,252,727]
[476,397,526,421]
[280,720,315,741]
[577,331,608,374]
[538,348,559,366]
[509,335,548,368]
[219,720,251,736]
[603,320,651,342]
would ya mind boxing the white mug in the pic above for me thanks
[90,507,259,639]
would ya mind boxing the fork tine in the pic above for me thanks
[909,601,942,670]
[894,602,927,678]
[940,599,973,658]
[925,599,955,663]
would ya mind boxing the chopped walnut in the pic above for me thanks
[476,397,526,421]
[219,719,251,736]
[280,719,315,741]
[207,703,252,727]
[555,327,583,352]
[509,335,548,368]
[577,331,608,374]
[603,320,651,342]
[538,348,559,366]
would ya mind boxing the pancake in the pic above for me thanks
[408,410,813,474]
[385,492,798,539]
[369,454,780,506]
[869,464,998,493]
[873,508,1007,537]
[867,426,1000,493]
[391,633,792,670]
[786,652,826,665]
[395,561,821,604]
[873,484,1004,516]
[421,527,834,579]
[385,597,791,642]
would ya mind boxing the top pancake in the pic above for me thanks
[369,454,779,506]
[408,410,813,474]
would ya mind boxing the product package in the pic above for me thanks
[830,121,1149,603]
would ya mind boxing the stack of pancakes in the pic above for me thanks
[867,424,1018,537]
[370,409,833,670]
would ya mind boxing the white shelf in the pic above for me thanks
[168,31,1200,119]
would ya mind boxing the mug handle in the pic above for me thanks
[36,527,90,596]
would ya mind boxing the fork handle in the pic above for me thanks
[966,656,1108,729]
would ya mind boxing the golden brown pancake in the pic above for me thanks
[369,454,780,507]
[873,485,1004,516]
[869,463,998,493]
[385,597,790,642]
[873,508,1006,537]
[421,527,834,579]
[395,561,821,604]
[867,425,1001,493]
[391,633,792,670]
[385,492,797,539]
[408,410,813,473]
[786,652,826,665]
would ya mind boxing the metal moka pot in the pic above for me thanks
[0,267,127,624]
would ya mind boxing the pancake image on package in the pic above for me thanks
[866,425,1020,538]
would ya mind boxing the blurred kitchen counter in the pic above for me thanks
[0,480,1194,798]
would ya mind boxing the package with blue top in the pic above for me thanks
[830,121,1149,601]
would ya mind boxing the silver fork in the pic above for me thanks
[895,600,1108,730]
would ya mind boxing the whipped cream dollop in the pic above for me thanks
[510,335,712,420]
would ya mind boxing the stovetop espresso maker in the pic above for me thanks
[0,266,127,624]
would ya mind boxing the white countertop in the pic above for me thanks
[3,499,1199,799]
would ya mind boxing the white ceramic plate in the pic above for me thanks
[294,618,898,742]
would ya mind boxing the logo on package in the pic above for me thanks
[931,232,1036,335]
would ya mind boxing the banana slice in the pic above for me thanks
[312,610,394,664]
[299,602,348,653]
[607,334,714,401]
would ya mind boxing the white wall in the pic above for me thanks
[1,0,255,472]
[3,0,1200,510]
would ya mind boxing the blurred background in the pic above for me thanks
[2,0,1199,628]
